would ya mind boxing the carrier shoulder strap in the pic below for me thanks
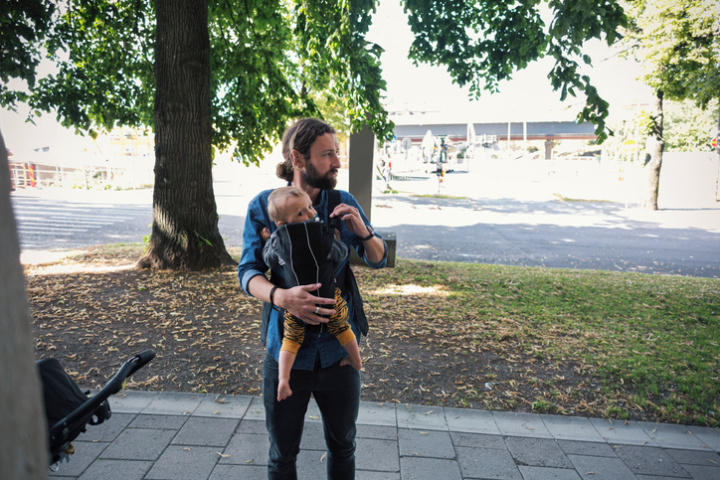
[327,189,342,231]
[327,189,369,336]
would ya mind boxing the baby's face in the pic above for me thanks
[281,193,316,224]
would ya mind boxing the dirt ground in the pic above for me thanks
[26,247,644,421]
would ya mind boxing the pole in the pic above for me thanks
[348,123,375,222]
[507,122,511,151]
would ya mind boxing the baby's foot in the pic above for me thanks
[277,380,292,402]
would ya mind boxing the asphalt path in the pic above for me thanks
[11,167,720,278]
[371,191,720,278]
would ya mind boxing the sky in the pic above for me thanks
[1,0,654,155]
[365,0,653,123]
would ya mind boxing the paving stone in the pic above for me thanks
[635,476,692,480]
[641,422,710,450]
[208,464,266,480]
[688,425,720,452]
[455,445,522,479]
[493,411,552,438]
[398,428,455,459]
[567,454,638,480]
[109,390,159,413]
[100,428,176,460]
[76,412,135,442]
[557,440,617,457]
[142,392,205,416]
[664,448,720,466]
[357,423,398,440]
[400,457,463,480]
[451,431,507,449]
[505,436,573,468]
[305,396,323,423]
[679,463,720,479]
[589,417,657,446]
[236,418,266,434]
[445,406,500,434]
[542,414,606,442]
[48,441,108,478]
[172,416,238,447]
[46,390,720,480]
[612,445,691,478]
[396,404,447,431]
[358,401,397,426]
[194,394,252,419]
[299,420,326,450]
[76,459,152,480]
[243,396,266,421]
[129,413,188,430]
[145,445,219,480]
[219,433,268,465]
[354,471,401,480]
[296,448,328,478]
[517,465,583,480]
[356,437,400,472]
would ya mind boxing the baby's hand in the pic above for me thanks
[260,227,271,242]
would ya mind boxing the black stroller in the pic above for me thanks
[37,350,155,468]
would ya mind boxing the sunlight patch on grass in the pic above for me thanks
[369,284,451,296]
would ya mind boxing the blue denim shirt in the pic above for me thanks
[238,188,388,370]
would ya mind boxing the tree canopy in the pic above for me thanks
[4,0,633,158]
[0,0,55,109]
[618,0,719,208]
[9,0,391,164]
[404,0,627,141]
[623,0,719,110]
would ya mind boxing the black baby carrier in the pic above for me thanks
[274,220,338,304]
[261,189,370,344]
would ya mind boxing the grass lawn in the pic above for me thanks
[356,260,720,426]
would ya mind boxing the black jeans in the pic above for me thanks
[262,353,361,480]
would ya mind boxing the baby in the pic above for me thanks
[263,186,362,401]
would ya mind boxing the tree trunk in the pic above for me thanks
[640,91,664,210]
[138,0,235,270]
[715,109,720,202]
[0,130,49,477]
[715,108,720,155]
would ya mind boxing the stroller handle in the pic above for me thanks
[101,349,156,397]
[127,349,156,378]
[48,350,156,445]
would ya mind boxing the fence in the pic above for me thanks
[9,159,154,190]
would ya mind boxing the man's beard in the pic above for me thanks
[303,161,337,190]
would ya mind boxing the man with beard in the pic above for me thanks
[238,117,387,479]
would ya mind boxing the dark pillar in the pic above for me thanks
[348,123,375,222]
[347,123,396,267]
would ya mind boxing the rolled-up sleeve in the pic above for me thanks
[339,191,388,269]
[238,190,274,294]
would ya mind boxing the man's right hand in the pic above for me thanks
[275,284,336,325]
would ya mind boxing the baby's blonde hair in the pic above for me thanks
[267,186,308,224]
